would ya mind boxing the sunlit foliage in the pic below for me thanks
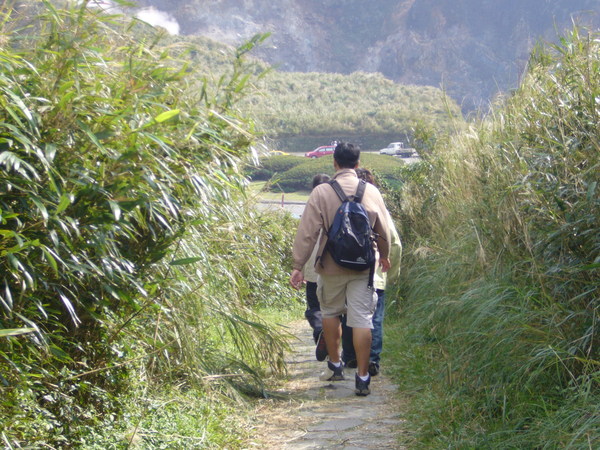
[0,1,295,446]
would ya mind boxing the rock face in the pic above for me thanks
[136,0,600,110]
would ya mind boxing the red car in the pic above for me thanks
[305,145,335,158]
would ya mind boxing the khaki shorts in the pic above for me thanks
[317,272,377,329]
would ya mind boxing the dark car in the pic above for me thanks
[305,145,335,158]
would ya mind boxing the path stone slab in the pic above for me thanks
[307,418,364,432]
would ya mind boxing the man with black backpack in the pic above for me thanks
[290,142,391,396]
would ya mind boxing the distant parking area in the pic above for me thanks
[362,150,421,162]
[257,200,304,218]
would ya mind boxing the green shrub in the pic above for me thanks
[270,153,405,192]
[274,156,335,191]
[246,154,304,181]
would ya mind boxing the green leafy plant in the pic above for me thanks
[0,2,294,446]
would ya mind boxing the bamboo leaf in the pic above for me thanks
[30,196,49,222]
[57,80,75,94]
[0,328,35,337]
[94,130,117,141]
[0,282,13,312]
[78,121,106,152]
[55,194,72,214]
[153,109,180,123]
[0,229,17,238]
[58,292,81,327]
[41,0,62,25]
[44,143,57,163]
[4,88,35,126]
[0,150,39,179]
[49,344,73,362]
[41,246,59,275]
[234,74,251,93]
[169,257,203,266]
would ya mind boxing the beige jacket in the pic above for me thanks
[373,209,402,290]
[302,232,321,283]
[292,169,391,276]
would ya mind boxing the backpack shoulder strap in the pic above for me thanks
[354,179,366,203]
[329,179,348,203]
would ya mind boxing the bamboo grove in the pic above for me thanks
[0,2,295,446]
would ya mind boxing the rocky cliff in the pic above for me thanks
[132,0,600,111]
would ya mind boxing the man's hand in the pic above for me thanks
[289,269,305,290]
[379,257,391,273]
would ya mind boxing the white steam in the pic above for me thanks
[86,1,181,36]
[135,8,180,35]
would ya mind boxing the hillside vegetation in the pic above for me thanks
[243,71,460,149]
[390,27,600,448]
[135,0,600,112]
[165,34,462,151]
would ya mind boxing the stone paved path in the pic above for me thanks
[248,321,407,449]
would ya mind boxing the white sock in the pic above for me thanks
[331,361,342,368]
[358,374,369,381]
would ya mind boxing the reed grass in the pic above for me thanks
[387,25,600,448]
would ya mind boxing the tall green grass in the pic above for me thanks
[388,26,599,448]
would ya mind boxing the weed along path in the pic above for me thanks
[248,320,407,449]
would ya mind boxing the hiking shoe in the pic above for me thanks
[315,330,328,362]
[355,373,371,396]
[368,361,380,377]
[319,361,345,381]
[344,359,357,369]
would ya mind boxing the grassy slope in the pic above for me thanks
[244,71,459,140]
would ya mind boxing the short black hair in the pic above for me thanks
[312,173,331,189]
[334,142,360,168]
[356,167,375,185]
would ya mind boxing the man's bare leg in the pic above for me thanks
[322,316,341,363]
[352,327,372,377]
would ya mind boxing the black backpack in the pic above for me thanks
[326,179,377,287]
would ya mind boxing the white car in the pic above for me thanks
[379,142,405,155]
[379,142,418,157]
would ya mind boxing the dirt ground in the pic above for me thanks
[246,320,408,449]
